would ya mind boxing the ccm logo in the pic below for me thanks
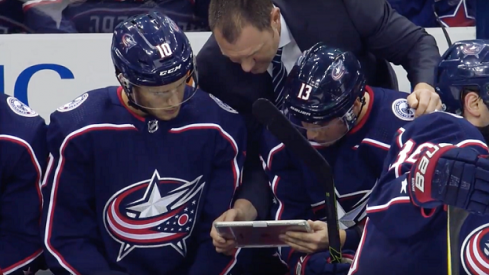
[160,64,182,76]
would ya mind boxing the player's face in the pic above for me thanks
[214,9,281,74]
[132,75,188,121]
[302,118,349,146]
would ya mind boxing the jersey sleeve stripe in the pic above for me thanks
[266,143,285,170]
[0,135,43,219]
[44,123,137,275]
[2,249,43,275]
[361,138,390,150]
[169,123,241,191]
[365,196,411,213]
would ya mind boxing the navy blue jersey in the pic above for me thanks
[348,111,488,275]
[388,0,475,28]
[0,0,31,34]
[41,86,248,275]
[23,0,209,33]
[0,94,47,274]
[260,86,414,271]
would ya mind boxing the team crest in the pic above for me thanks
[57,93,88,112]
[391,98,415,121]
[331,59,345,81]
[461,224,489,274]
[209,94,238,114]
[462,43,483,56]
[121,34,137,52]
[169,19,180,32]
[103,170,205,261]
[6,97,38,117]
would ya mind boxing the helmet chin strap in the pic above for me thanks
[346,95,366,131]
[117,71,199,116]
[117,73,152,115]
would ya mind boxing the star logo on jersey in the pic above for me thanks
[103,170,205,261]
[461,223,489,274]
[439,0,475,27]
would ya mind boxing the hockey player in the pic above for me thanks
[0,93,47,274]
[348,40,489,275]
[41,12,247,275]
[256,43,416,274]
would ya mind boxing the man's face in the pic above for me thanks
[302,118,349,146]
[131,75,188,121]
[214,24,280,74]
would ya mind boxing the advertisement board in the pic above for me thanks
[0,28,476,122]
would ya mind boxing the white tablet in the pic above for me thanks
[214,220,312,248]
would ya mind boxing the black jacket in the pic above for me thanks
[196,0,440,219]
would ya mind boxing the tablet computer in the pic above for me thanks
[214,220,312,248]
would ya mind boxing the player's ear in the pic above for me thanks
[464,91,482,117]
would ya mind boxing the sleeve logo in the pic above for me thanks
[57,93,89,112]
[392,98,415,121]
[6,96,38,117]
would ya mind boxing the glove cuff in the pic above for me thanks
[409,145,455,207]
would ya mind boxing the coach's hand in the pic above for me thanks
[407,82,442,117]
[211,199,256,255]
[280,220,346,254]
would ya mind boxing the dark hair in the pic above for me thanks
[208,0,274,43]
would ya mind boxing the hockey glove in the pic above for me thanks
[294,250,355,275]
[409,145,489,214]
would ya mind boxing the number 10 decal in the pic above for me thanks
[297,83,312,100]
[156,43,172,58]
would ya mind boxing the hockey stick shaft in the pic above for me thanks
[447,206,469,275]
[252,98,342,263]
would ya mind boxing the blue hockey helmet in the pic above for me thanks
[111,11,196,111]
[436,39,489,115]
[283,42,366,144]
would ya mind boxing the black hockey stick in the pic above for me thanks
[447,206,469,275]
[252,98,342,263]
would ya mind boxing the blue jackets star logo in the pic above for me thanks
[103,170,205,261]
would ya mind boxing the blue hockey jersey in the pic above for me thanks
[23,0,209,33]
[260,86,414,272]
[41,86,248,275]
[348,111,489,275]
[0,0,32,34]
[388,0,475,28]
[0,94,47,274]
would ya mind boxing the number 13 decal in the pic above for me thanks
[297,83,312,100]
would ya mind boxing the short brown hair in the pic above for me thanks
[208,0,274,44]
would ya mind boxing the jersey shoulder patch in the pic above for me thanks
[6,96,38,117]
[209,93,238,114]
[57,93,89,112]
[391,98,415,121]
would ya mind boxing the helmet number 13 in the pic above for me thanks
[297,83,312,100]
[156,42,173,59]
